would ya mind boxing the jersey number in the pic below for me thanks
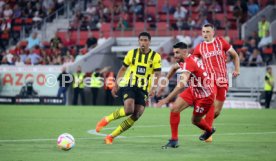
[195,106,204,113]
[196,60,205,70]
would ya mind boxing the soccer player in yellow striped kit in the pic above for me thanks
[95,32,162,144]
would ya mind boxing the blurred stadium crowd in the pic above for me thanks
[0,0,275,67]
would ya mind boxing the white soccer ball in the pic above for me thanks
[57,133,75,151]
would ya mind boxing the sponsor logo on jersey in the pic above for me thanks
[137,66,146,75]
[203,50,222,58]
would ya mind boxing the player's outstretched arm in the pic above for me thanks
[157,64,179,97]
[149,71,161,97]
[228,48,240,77]
[112,65,127,97]
[157,72,190,107]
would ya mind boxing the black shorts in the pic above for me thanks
[119,86,148,106]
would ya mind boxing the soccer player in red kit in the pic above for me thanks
[157,42,216,148]
[158,24,240,148]
[193,24,240,141]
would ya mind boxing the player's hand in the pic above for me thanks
[156,86,165,97]
[149,88,156,98]
[111,85,118,98]
[156,98,169,108]
[232,70,240,77]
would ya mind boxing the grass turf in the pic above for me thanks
[0,105,276,161]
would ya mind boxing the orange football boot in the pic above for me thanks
[202,130,213,143]
[205,136,213,143]
[105,135,113,144]
[96,117,109,132]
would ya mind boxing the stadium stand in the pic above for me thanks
[0,0,276,107]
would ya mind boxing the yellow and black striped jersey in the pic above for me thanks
[119,48,162,92]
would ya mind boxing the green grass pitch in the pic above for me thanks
[0,105,276,161]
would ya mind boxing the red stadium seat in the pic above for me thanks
[159,14,168,22]
[70,31,78,42]
[156,22,168,31]
[135,22,146,31]
[215,13,225,22]
[19,40,28,47]
[14,18,23,25]
[262,46,273,64]
[233,39,244,46]
[101,23,112,32]
[146,6,156,15]
[157,0,166,13]
[233,39,244,48]
[263,47,273,55]
[227,30,239,40]
[24,18,33,25]
[227,13,234,21]
[1,33,9,40]
[102,0,113,8]
[191,13,198,20]
[57,32,67,41]
[12,26,22,32]
[78,39,87,47]
[42,41,51,48]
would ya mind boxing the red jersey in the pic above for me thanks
[178,55,214,98]
[193,37,231,83]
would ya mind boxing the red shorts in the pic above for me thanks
[179,88,215,117]
[214,83,228,102]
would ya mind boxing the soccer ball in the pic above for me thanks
[57,133,75,151]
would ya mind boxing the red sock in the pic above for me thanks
[205,105,215,127]
[195,118,212,132]
[170,112,180,140]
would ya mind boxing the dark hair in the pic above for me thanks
[203,23,215,29]
[267,66,272,71]
[138,32,151,40]
[173,42,188,49]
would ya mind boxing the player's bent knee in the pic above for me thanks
[191,116,201,125]
[124,105,135,115]
[170,104,182,113]
[124,100,135,115]
[130,113,141,121]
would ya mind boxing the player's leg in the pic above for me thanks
[95,87,135,132]
[205,85,217,126]
[192,95,216,141]
[109,105,145,139]
[192,114,216,141]
[202,104,214,142]
[214,85,228,118]
[206,85,228,121]
[214,100,224,118]
[105,89,146,144]
[170,89,193,140]
[203,85,225,142]
[163,93,191,148]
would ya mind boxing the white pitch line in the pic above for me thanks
[0,137,101,143]
[128,131,276,139]
[1,131,276,143]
